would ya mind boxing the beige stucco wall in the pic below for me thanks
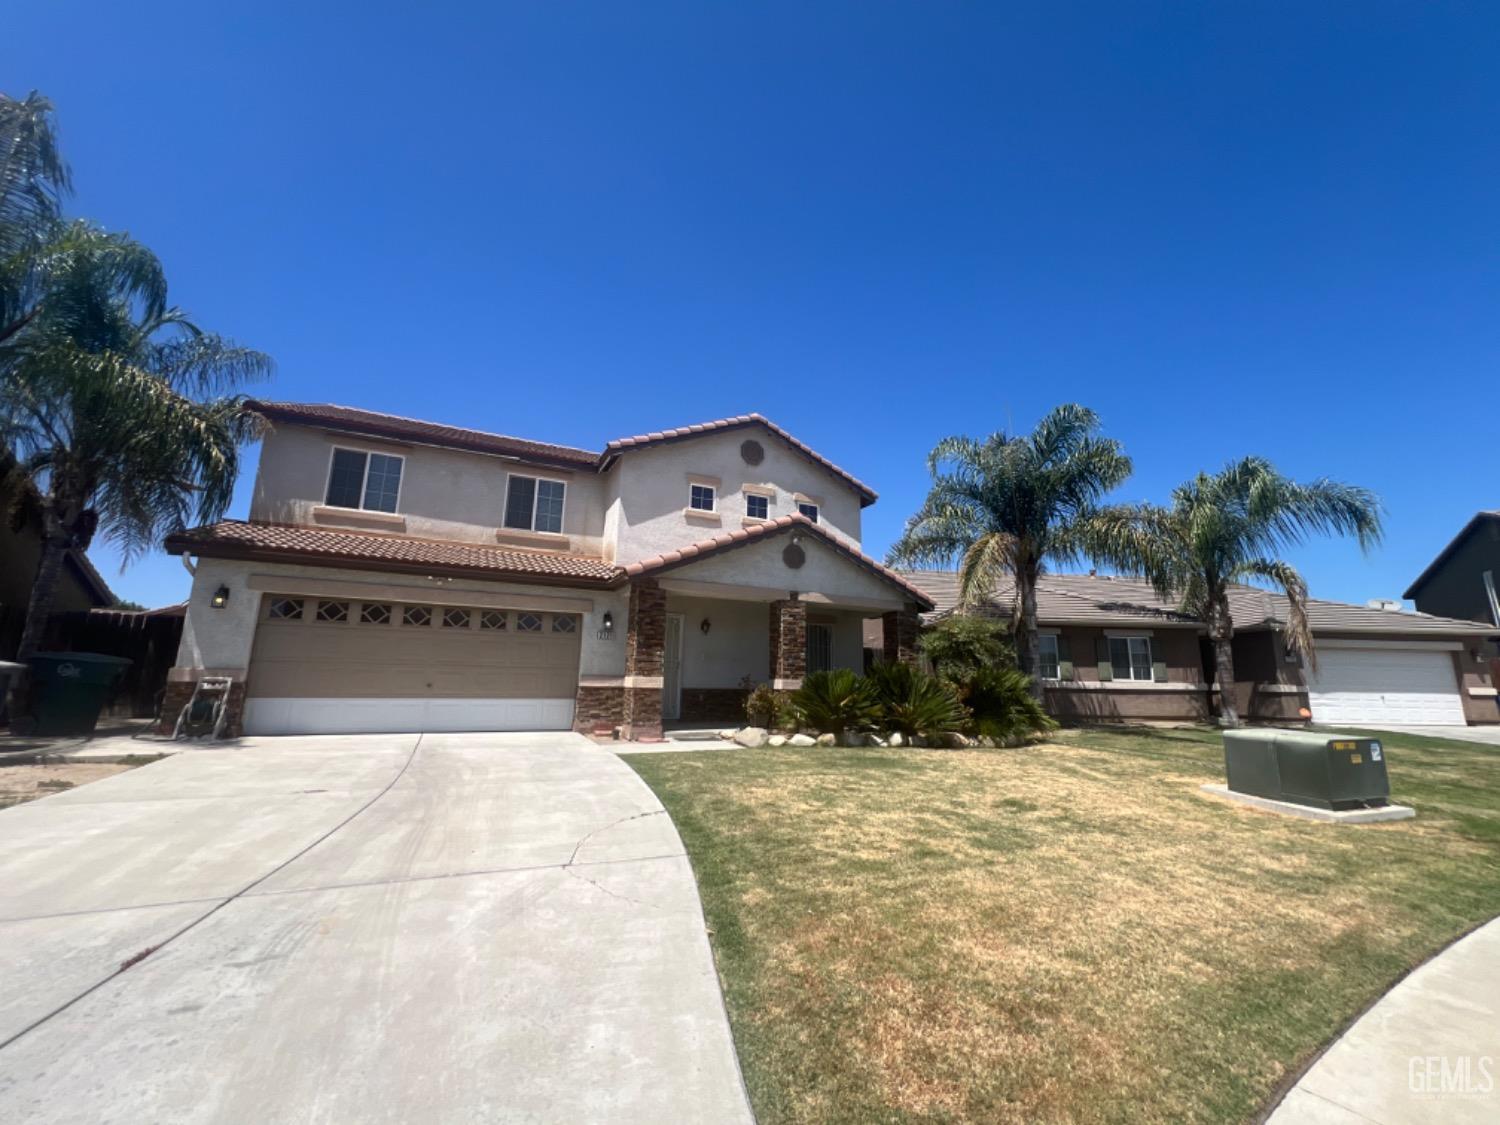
[604,427,866,565]
[173,557,629,680]
[250,424,607,555]
[661,531,905,612]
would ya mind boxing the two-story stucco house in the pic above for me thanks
[163,401,931,738]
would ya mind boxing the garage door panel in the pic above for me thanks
[1307,647,1465,726]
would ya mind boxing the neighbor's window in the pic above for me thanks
[1038,634,1060,680]
[745,493,769,520]
[797,502,819,523]
[504,475,566,534]
[1109,636,1153,681]
[325,448,404,513]
[689,483,716,512]
[806,623,833,673]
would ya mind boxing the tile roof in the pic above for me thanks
[906,570,1498,636]
[1403,511,1500,600]
[620,514,934,608]
[246,401,600,470]
[164,521,619,584]
[248,402,880,506]
[602,414,879,506]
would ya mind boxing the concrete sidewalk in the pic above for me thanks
[0,732,752,1123]
[1270,916,1500,1123]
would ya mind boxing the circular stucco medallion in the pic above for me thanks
[782,542,806,569]
[740,438,765,466]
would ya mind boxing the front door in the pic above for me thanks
[662,614,684,722]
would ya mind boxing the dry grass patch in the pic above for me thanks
[626,726,1500,1123]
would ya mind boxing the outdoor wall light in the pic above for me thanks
[602,611,613,631]
[210,585,230,609]
[700,618,712,635]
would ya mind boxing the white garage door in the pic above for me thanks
[1306,646,1465,726]
[243,595,581,735]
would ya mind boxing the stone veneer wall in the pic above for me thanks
[573,685,625,733]
[622,579,667,739]
[882,606,921,666]
[680,687,752,725]
[156,679,247,738]
[768,597,806,687]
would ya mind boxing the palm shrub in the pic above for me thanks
[865,661,967,740]
[789,669,878,736]
[961,666,1056,745]
[920,615,1015,684]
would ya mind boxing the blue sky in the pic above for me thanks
[7,2,1497,610]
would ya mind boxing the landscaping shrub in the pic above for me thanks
[961,666,1056,744]
[920,615,1015,683]
[866,661,967,739]
[744,684,780,728]
[789,669,878,735]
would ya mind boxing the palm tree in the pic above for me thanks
[1086,458,1383,727]
[886,404,1133,698]
[0,90,272,671]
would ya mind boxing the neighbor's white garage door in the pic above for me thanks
[243,594,582,735]
[1306,646,1465,726]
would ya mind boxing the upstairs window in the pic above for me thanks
[745,493,769,520]
[689,483,716,512]
[1109,636,1154,681]
[797,502,819,523]
[325,448,403,513]
[504,475,566,534]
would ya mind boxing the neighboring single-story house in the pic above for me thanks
[868,571,1500,727]
[164,402,930,738]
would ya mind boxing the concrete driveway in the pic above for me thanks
[0,733,752,1123]
[1351,724,1500,747]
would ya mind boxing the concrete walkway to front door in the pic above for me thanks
[0,732,752,1123]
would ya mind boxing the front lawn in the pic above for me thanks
[624,727,1500,1123]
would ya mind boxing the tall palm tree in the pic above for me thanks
[1086,458,1383,727]
[886,404,1133,698]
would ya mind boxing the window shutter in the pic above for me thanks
[1095,636,1113,681]
[1152,660,1169,683]
[1057,635,1074,681]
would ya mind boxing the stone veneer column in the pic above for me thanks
[882,604,921,667]
[621,578,667,740]
[769,595,807,689]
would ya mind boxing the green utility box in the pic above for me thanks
[1222,729,1391,811]
[20,653,133,737]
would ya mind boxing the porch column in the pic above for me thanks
[769,595,806,689]
[622,578,667,740]
[881,604,921,667]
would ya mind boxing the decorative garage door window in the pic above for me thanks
[403,605,433,628]
[268,597,303,620]
[442,607,471,629]
[316,600,349,624]
[480,610,507,631]
[516,612,543,633]
[552,614,577,634]
[361,603,391,625]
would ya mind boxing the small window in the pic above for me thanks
[403,605,432,628]
[504,475,566,534]
[552,614,576,634]
[1109,636,1154,681]
[316,600,349,624]
[325,448,403,514]
[442,607,471,629]
[806,623,833,673]
[1038,634,1060,680]
[516,612,542,633]
[797,502,819,523]
[745,493,769,520]
[480,609,507,631]
[689,483,716,512]
[268,597,303,621]
[360,602,391,625]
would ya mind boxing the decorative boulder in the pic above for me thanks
[733,727,769,749]
[767,734,788,747]
[788,733,817,747]
[839,731,865,747]
[889,732,905,748]
[815,733,836,747]
[717,729,738,741]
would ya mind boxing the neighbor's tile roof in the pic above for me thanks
[248,401,880,505]
[1402,510,1500,600]
[602,414,878,506]
[906,570,1498,636]
[246,401,601,470]
[164,520,619,583]
[621,514,933,608]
